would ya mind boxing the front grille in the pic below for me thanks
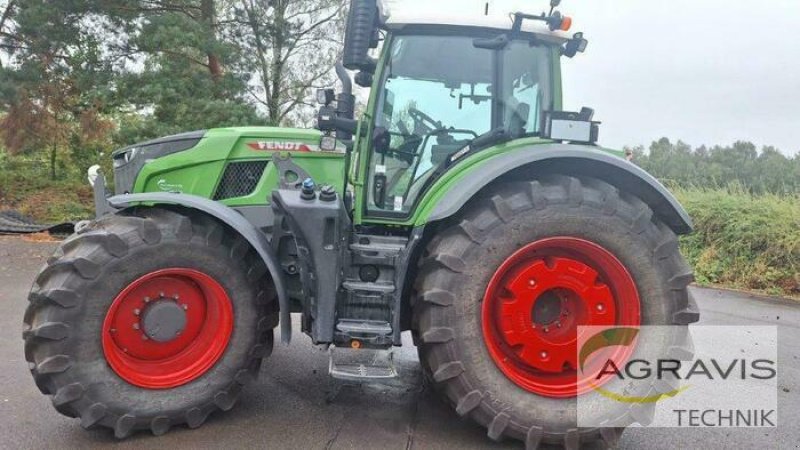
[213,161,269,200]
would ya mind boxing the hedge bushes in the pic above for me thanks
[675,187,800,297]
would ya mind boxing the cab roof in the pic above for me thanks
[381,9,572,45]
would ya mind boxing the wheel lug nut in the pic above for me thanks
[134,308,141,316]
[133,323,140,330]
[142,335,148,341]
[182,304,188,310]
[556,322,562,328]
[174,294,180,300]
[543,327,549,333]
[540,351,548,359]
[596,304,605,312]
[528,279,536,287]
[159,291,165,298]
[144,296,150,303]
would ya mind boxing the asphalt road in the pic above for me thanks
[0,236,797,449]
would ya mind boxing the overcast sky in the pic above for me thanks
[384,0,800,155]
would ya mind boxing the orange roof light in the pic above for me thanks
[560,16,573,32]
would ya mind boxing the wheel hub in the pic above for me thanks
[141,298,188,343]
[102,268,233,389]
[531,289,566,326]
[481,237,640,398]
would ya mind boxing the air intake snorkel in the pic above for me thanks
[335,63,356,142]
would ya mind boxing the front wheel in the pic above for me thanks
[23,208,278,438]
[413,175,699,449]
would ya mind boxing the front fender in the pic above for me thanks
[422,144,693,235]
[107,193,292,343]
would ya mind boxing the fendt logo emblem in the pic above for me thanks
[247,141,313,152]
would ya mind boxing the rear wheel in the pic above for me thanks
[23,207,278,438]
[413,175,699,449]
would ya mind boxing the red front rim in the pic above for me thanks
[481,237,640,398]
[102,268,233,389]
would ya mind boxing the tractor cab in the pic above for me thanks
[366,27,555,213]
[317,0,594,221]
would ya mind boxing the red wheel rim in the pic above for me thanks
[102,268,233,389]
[481,237,640,398]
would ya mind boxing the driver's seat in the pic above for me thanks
[506,102,531,138]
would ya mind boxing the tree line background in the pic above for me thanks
[0,1,797,296]
[632,138,800,195]
[0,0,345,180]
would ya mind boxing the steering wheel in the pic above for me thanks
[408,107,442,134]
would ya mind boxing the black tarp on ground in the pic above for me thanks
[0,210,74,234]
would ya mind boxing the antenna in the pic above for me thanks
[485,1,490,16]
[549,0,561,16]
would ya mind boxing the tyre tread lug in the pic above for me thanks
[421,327,454,344]
[36,355,72,374]
[432,361,464,382]
[80,403,107,429]
[114,414,137,439]
[490,195,513,222]
[150,416,170,436]
[214,391,237,411]
[420,289,454,306]
[185,407,207,429]
[564,428,580,450]
[525,426,544,449]
[53,382,84,406]
[600,427,623,448]
[487,412,510,441]
[24,322,69,341]
[455,390,482,416]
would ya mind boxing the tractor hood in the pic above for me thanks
[110,127,326,195]
[110,126,342,197]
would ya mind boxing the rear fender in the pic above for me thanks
[107,193,292,343]
[424,144,693,235]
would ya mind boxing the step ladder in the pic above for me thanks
[328,345,398,381]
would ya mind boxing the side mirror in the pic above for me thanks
[354,72,373,88]
[343,0,379,72]
[372,126,391,154]
[544,110,600,145]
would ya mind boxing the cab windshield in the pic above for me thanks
[369,33,553,214]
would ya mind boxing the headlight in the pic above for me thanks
[110,130,206,194]
[113,147,141,168]
[112,130,206,169]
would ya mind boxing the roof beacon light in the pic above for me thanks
[559,16,572,31]
[511,1,573,34]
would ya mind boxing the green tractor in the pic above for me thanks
[23,1,698,447]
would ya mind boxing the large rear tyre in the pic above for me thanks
[23,207,278,438]
[413,175,699,449]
